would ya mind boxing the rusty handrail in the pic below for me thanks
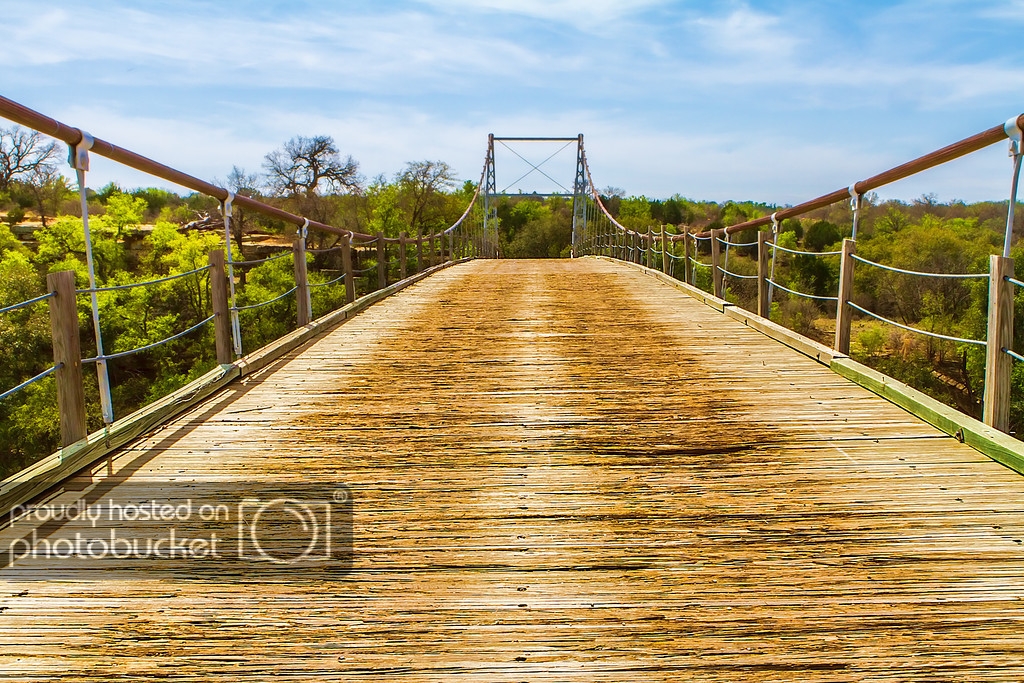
[0,94,374,241]
[685,114,1024,240]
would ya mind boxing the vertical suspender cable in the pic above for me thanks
[849,185,862,241]
[722,230,730,292]
[1004,117,1023,259]
[70,133,114,426]
[221,193,242,357]
[767,213,779,309]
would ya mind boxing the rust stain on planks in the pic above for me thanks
[3,259,1024,680]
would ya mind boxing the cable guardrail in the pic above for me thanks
[1004,348,1024,363]
[1006,276,1024,289]
[768,242,842,257]
[720,268,758,280]
[846,302,985,346]
[87,316,216,362]
[0,292,55,316]
[851,254,990,279]
[76,265,213,294]
[233,251,293,267]
[767,279,838,302]
[234,287,298,312]
[0,364,62,404]
[308,273,347,288]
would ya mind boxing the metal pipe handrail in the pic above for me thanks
[685,114,1024,239]
[0,94,375,241]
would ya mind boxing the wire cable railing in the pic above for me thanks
[0,364,62,404]
[769,242,842,257]
[233,251,293,267]
[0,292,55,316]
[88,316,216,362]
[721,268,759,280]
[767,279,839,302]
[851,254,990,280]
[234,287,299,312]
[846,302,985,346]
[308,272,347,288]
[76,265,213,294]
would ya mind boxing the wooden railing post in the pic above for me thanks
[711,229,723,298]
[447,232,454,263]
[428,231,436,268]
[834,238,857,354]
[757,231,771,319]
[209,250,232,365]
[399,231,408,280]
[683,227,691,285]
[984,255,1015,431]
[661,226,669,274]
[416,229,424,272]
[46,270,87,447]
[293,236,311,326]
[646,229,653,269]
[376,232,387,290]
[342,234,355,304]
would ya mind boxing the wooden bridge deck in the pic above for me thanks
[4,258,1024,680]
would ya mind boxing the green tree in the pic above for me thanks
[105,191,148,238]
[804,220,841,251]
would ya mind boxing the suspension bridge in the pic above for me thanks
[2,94,1024,679]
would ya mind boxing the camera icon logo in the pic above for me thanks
[237,492,345,565]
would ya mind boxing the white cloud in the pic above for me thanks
[0,4,557,93]
[691,6,798,57]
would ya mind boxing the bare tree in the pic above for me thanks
[224,165,262,255]
[263,135,362,198]
[23,165,70,228]
[0,126,60,193]
[396,160,456,232]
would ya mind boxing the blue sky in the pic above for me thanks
[2,0,1023,203]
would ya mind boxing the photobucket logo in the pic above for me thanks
[237,491,346,565]
[4,486,351,576]
[8,528,223,561]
